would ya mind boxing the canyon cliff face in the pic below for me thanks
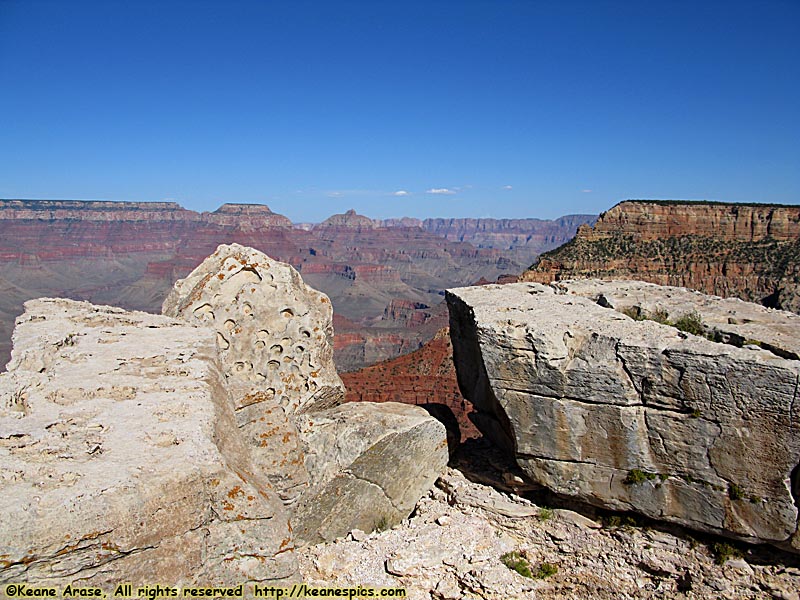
[341,328,481,444]
[418,215,597,266]
[522,200,800,312]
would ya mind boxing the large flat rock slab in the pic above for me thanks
[447,281,800,552]
[0,299,295,586]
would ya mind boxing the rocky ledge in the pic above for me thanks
[447,280,800,553]
[0,245,448,587]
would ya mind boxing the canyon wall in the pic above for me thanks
[522,200,800,312]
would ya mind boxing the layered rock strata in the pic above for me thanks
[447,281,800,552]
[0,299,296,585]
[522,200,800,313]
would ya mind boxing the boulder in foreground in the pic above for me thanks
[447,280,800,552]
[0,299,296,586]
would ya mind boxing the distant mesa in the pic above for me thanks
[204,203,292,228]
[316,208,377,229]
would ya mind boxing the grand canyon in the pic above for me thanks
[2,198,800,598]
[0,199,595,371]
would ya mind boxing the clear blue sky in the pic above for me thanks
[1,0,798,222]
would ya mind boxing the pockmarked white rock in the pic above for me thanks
[163,243,346,504]
[163,242,344,415]
[0,299,296,586]
[447,280,800,553]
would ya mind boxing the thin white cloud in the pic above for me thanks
[582,189,593,193]
[426,188,456,195]
[502,185,513,190]
[327,191,343,198]
[393,190,410,196]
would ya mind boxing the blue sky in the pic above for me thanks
[0,0,798,222]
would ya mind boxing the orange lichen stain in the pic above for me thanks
[279,537,291,550]
[210,478,220,487]
[287,520,294,533]
[247,495,255,501]
[235,514,246,521]
[227,486,244,499]
[221,500,235,511]
[282,432,291,443]
[320,297,328,303]
[217,274,225,280]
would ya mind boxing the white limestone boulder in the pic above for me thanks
[447,281,800,553]
[0,299,296,586]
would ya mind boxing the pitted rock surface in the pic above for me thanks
[447,281,800,553]
[163,243,345,504]
[0,299,296,586]
[163,243,344,415]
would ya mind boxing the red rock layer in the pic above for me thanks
[341,328,480,443]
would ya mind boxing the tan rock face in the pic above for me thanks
[163,243,344,415]
[0,299,296,586]
[447,281,800,552]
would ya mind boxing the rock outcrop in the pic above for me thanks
[522,200,800,313]
[447,280,800,552]
[0,299,296,586]
[0,245,450,588]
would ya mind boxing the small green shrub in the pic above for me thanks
[710,541,742,565]
[690,408,702,418]
[624,469,657,485]
[621,306,644,320]
[673,311,705,336]
[501,550,532,578]
[374,515,391,532]
[728,483,745,501]
[538,507,553,521]
[602,514,637,529]
[533,562,559,579]
[648,308,671,325]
